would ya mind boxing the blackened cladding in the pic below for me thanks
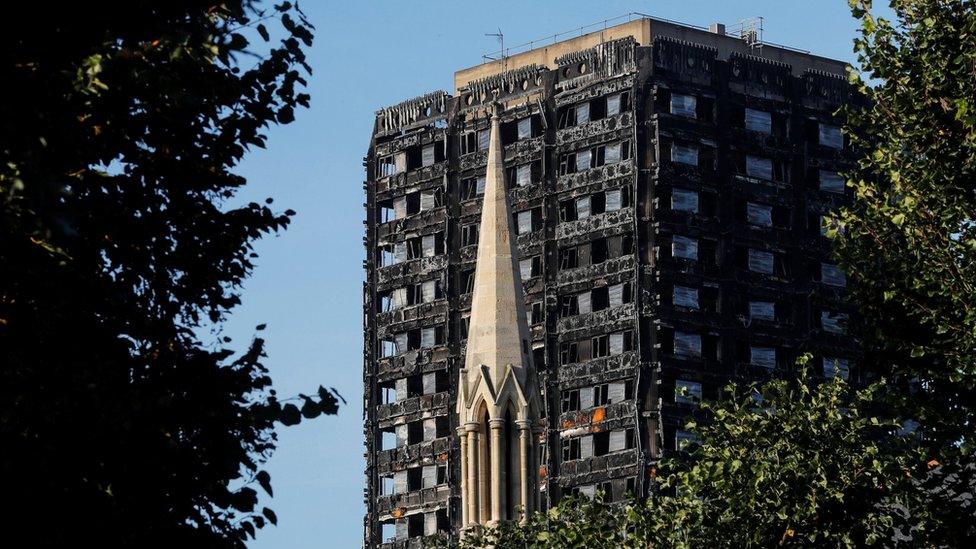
[362,27,855,549]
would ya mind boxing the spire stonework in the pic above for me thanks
[456,101,542,530]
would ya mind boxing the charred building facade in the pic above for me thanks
[362,16,856,548]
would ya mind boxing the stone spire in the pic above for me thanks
[457,102,541,529]
[463,107,533,392]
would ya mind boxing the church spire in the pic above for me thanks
[463,104,533,391]
[457,102,541,529]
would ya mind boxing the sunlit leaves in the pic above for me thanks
[834,0,976,542]
[834,0,976,457]
[458,370,924,548]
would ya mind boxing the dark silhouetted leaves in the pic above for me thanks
[256,470,273,497]
[0,1,337,547]
[233,487,259,513]
[280,403,302,426]
[277,106,295,124]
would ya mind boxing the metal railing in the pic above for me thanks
[480,12,706,63]
[478,11,812,63]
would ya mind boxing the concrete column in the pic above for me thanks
[458,426,469,527]
[489,418,506,522]
[516,420,533,521]
[465,422,480,525]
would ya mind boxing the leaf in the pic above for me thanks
[280,403,302,426]
[277,106,295,124]
[300,397,320,419]
[256,470,273,497]
[955,98,970,121]
[257,23,270,42]
[263,507,278,526]
[233,487,258,512]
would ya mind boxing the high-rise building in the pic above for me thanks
[362,15,856,548]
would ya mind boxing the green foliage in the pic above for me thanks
[457,493,633,548]
[835,0,976,453]
[461,368,924,548]
[0,1,337,546]
[833,1,976,540]
[667,369,920,547]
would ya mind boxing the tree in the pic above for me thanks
[455,492,634,549]
[835,0,976,453]
[0,2,338,546]
[832,0,976,539]
[461,367,923,548]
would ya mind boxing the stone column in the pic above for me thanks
[479,422,490,524]
[489,418,506,522]
[534,426,544,512]
[458,426,469,527]
[465,422,480,525]
[516,420,533,521]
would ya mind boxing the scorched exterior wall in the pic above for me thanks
[362,19,856,548]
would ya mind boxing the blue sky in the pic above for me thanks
[229,2,893,547]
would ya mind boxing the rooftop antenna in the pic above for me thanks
[483,29,505,63]
[737,16,765,54]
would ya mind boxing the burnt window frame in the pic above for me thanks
[561,388,581,412]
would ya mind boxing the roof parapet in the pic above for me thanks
[458,64,547,111]
[375,90,451,137]
[802,68,852,104]
[652,36,718,83]
[727,51,793,95]
[729,50,792,72]
[555,36,638,89]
